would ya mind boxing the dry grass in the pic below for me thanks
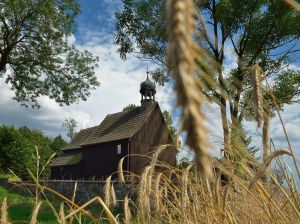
[2,150,300,224]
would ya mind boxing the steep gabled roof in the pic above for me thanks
[63,103,157,150]
[64,126,98,150]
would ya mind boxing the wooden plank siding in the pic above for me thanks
[81,139,129,180]
[129,104,177,174]
[51,140,129,180]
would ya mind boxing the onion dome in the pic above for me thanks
[140,75,156,95]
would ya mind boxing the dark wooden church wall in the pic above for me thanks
[51,164,84,180]
[130,105,176,174]
[81,139,129,180]
[51,148,84,180]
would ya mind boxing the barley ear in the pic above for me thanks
[251,64,263,128]
[110,184,118,207]
[104,175,112,206]
[167,0,211,177]
[118,157,125,183]
[30,201,42,224]
[58,202,66,224]
[249,149,292,188]
[138,166,152,221]
[124,196,131,224]
[0,198,11,224]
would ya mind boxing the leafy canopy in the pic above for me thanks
[122,104,139,112]
[62,117,78,141]
[0,0,99,108]
[115,0,300,155]
[0,125,67,179]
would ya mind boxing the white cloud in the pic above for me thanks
[0,31,175,140]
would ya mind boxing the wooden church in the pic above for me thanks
[50,75,177,180]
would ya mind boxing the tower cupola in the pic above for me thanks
[140,72,156,102]
[140,72,156,109]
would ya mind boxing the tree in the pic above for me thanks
[18,126,59,178]
[123,104,139,112]
[243,69,300,162]
[115,0,300,158]
[50,135,67,153]
[0,125,61,179]
[0,125,32,178]
[62,118,78,141]
[162,110,178,143]
[0,0,99,108]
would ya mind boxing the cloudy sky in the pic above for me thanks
[1,0,300,162]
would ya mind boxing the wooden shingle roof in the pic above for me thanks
[51,151,83,167]
[64,126,98,150]
[63,103,156,150]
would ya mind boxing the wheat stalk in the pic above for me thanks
[154,173,163,213]
[58,203,66,224]
[30,201,42,224]
[251,64,263,128]
[104,175,112,206]
[118,157,125,183]
[110,184,118,207]
[285,0,300,13]
[0,198,11,224]
[249,149,292,188]
[167,0,211,177]
[138,166,152,222]
[123,196,131,224]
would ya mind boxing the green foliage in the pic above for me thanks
[50,135,67,153]
[162,110,178,142]
[122,104,139,112]
[242,69,300,122]
[115,0,169,83]
[0,0,99,108]
[273,69,300,107]
[62,118,78,141]
[0,125,66,179]
[0,186,33,202]
[115,0,300,104]
[230,123,259,159]
[0,126,32,178]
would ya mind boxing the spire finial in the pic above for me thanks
[146,67,149,79]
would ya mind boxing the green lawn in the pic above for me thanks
[0,186,112,224]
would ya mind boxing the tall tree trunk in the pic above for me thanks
[231,56,243,129]
[218,68,231,158]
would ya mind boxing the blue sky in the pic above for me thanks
[0,0,300,162]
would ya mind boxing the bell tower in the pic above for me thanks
[140,72,156,109]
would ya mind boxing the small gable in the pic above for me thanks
[51,151,83,167]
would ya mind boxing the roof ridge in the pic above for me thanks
[78,125,98,132]
[107,106,141,116]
